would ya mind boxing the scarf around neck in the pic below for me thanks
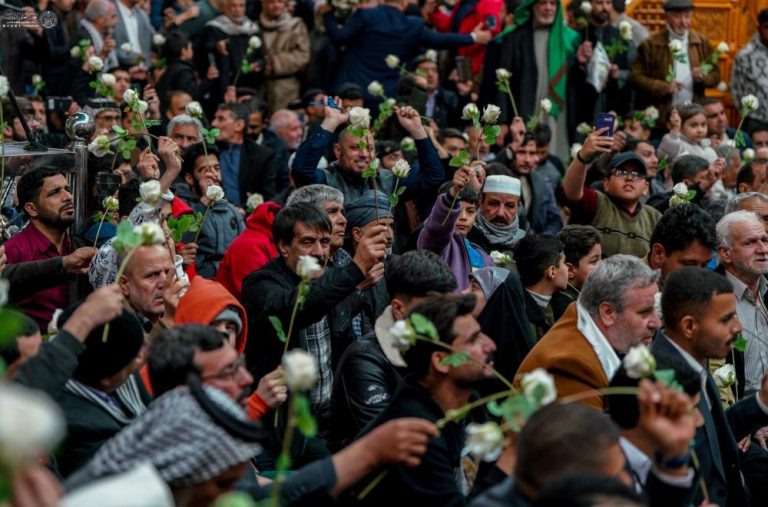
[474,212,524,248]
[207,14,259,36]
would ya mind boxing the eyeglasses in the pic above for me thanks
[611,168,643,180]
[202,356,246,381]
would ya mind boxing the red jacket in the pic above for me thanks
[216,202,281,297]
[431,0,502,74]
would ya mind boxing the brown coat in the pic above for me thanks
[515,303,609,411]
[630,28,720,123]
[260,14,310,111]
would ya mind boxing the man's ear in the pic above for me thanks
[718,244,732,266]
[391,298,407,320]
[277,240,290,258]
[431,351,451,375]
[598,301,617,328]
[234,118,245,134]
[649,243,666,269]
[184,173,195,188]
[679,314,697,340]
[566,262,576,282]
[23,201,38,219]
[352,226,363,244]
[333,143,341,160]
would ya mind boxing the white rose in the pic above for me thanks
[580,1,592,14]
[88,56,104,72]
[0,279,7,308]
[668,39,683,54]
[385,54,400,69]
[248,35,262,50]
[205,184,225,203]
[0,382,65,467]
[623,344,657,379]
[672,182,689,198]
[32,74,42,85]
[153,33,166,46]
[717,81,728,92]
[489,250,511,266]
[367,80,385,97]
[540,98,552,113]
[392,159,411,179]
[654,291,663,324]
[461,103,479,121]
[713,364,736,388]
[70,46,81,58]
[743,148,756,162]
[247,193,264,210]
[576,122,592,135]
[296,255,322,279]
[185,101,203,118]
[464,421,505,462]
[520,368,557,406]
[369,158,380,171]
[139,179,162,205]
[386,98,396,107]
[742,94,760,112]
[0,76,8,98]
[424,49,438,62]
[481,104,501,124]
[643,106,659,121]
[123,88,138,105]
[100,73,116,87]
[88,134,111,157]
[619,20,633,41]
[120,42,133,53]
[282,349,318,392]
[102,195,119,212]
[716,41,730,54]
[133,222,166,245]
[400,136,416,152]
[495,68,511,81]
[570,143,583,159]
[348,107,371,129]
[47,308,63,335]
[136,100,149,114]
[388,319,416,352]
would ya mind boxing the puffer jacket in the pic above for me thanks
[259,13,310,111]
[183,199,245,279]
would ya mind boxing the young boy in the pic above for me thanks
[514,234,569,341]
[551,225,602,320]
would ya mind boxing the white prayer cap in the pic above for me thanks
[482,175,521,196]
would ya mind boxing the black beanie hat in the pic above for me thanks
[58,304,145,383]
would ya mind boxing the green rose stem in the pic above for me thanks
[101,247,139,342]
[273,280,308,427]
[732,107,752,149]
[92,212,109,249]
[270,395,298,507]
[192,202,213,244]
[387,176,402,217]
[499,80,519,118]
[441,186,462,227]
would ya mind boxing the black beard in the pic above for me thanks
[39,213,75,231]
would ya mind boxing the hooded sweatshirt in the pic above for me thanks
[217,202,281,297]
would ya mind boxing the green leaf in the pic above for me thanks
[685,189,697,201]
[409,313,438,341]
[298,282,310,309]
[389,194,398,206]
[700,62,713,76]
[495,80,509,93]
[362,166,377,179]
[112,125,126,134]
[654,368,677,387]
[395,185,406,197]
[0,309,24,346]
[269,316,286,343]
[294,394,318,437]
[440,351,470,367]
[733,334,747,352]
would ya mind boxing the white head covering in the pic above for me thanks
[483,175,522,196]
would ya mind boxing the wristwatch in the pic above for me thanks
[576,150,590,165]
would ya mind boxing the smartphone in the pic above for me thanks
[485,15,497,30]
[327,96,341,110]
[456,56,472,82]
[595,113,616,137]
[46,96,72,113]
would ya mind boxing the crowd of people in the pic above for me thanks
[3,0,768,505]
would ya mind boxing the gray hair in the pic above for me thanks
[724,192,768,215]
[286,184,344,208]
[714,145,740,166]
[167,114,203,138]
[84,0,112,22]
[270,109,299,131]
[579,255,659,317]
[716,209,762,248]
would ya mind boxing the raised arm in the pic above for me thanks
[562,128,613,202]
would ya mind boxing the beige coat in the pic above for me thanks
[260,14,310,111]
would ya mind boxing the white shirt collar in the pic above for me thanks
[374,305,407,368]
[576,302,621,379]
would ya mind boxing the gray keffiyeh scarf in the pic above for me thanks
[473,213,525,249]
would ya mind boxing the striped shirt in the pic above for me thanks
[726,271,768,395]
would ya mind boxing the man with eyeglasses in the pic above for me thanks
[562,129,662,258]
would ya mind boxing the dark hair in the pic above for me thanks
[558,225,602,266]
[696,97,720,108]
[17,166,68,211]
[607,350,701,429]
[337,83,364,101]
[162,31,190,60]
[246,97,268,117]
[536,473,643,507]
[650,204,717,255]
[533,123,552,146]
[217,102,249,123]
[437,180,478,204]
[516,403,620,494]
[737,158,768,189]
[759,8,768,24]
[147,324,226,396]
[623,137,652,154]
[402,294,476,379]
[272,202,332,249]
[515,234,564,287]
[386,250,457,299]
[671,155,709,184]
[181,142,220,176]
[677,103,707,125]
[439,128,465,144]
[662,267,734,333]
[749,124,768,137]
[117,179,141,218]
[485,163,513,177]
